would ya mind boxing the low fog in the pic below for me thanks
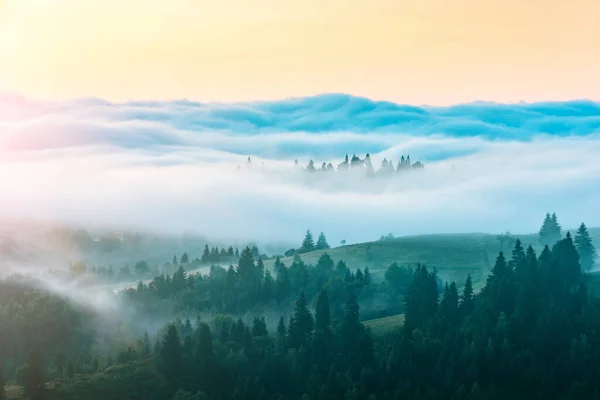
[1,93,600,246]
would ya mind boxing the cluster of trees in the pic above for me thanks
[240,153,424,178]
[9,225,600,400]
[539,212,596,271]
[122,247,413,322]
[2,214,599,400]
[538,212,562,246]
[289,230,329,255]
[298,153,424,177]
[0,279,97,383]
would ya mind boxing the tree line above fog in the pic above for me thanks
[237,153,425,177]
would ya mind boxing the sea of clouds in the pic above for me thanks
[1,92,599,245]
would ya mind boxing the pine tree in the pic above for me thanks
[316,232,330,250]
[251,317,268,337]
[550,212,562,242]
[575,222,596,272]
[181,252,189,264]
[173,255,178,265]
[404,264,438,330]
[364,153,375,177]
[301,230,315,253]
[275,316,287,354]
[160,324,182,383]
[439,281,459,327]
[257,257,265,280]
[227,246,234,256]
[539,213,552,245]
[288,292,314,349]
[236,247,256,282]
[511,239,526,275]
[306,160,317,172]
[460,274,474,316]
[316,253,334,272]
[315,289,331,334]
[201,245,210,263]
[363,267,372,285]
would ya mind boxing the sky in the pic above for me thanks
[1,0,599,104]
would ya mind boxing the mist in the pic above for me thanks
[1,93,600,246]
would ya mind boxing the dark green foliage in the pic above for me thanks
[159,324,182,384]
[404,264,438,330]
[17,352,46,400]
[11,219,600,400]
[539,212,562,246]
[316,232,330,250]
[288,293,314,349]
[300,230,315,253]
[575,222,597,272]
[180,252,189,264]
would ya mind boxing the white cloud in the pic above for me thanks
[0,93,599,245]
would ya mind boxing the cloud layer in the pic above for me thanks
[1,93,600,245]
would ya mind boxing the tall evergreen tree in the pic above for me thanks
[173,255,178,265]
[180,252,189,264]
[288,292,314,349]
[306,160,317,173]
[316,232,330,250]
[439,282,460,329]
[236,247,256,281]
[201,245,210,263]
[460,274,474,316]
[364,153,375,177]
[301,230,315,253]
[575,222,596,272]
[404,264,439,330]
[160,324,182,384]
[538,213,553,245]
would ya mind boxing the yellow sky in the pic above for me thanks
[0,0,599,104]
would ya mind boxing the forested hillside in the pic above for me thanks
[1,216,599,399]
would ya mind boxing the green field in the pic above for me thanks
[363,314,405,335]
[264,228,600,333]
[265,228,600,291]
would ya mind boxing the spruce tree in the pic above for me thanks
[181,252,189,264]
[173,255,178,265]
[275,316,287,355]
[439,281,459,327]
[363,267,372,285]
[364,153,375,177]
[160,324,182,383]
[288,292,314,349]
[306,160,317,173]
[236,247,256,282]
[315,289,331,334]
[538,213,553,245]
[301,230,315,253]
[201,245,210,263]
[575,222,596,272]
[550,212,562,242]
[460,274,474,316]
[316,232,330,250]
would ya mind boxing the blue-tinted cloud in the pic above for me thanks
[1,93,600,245]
